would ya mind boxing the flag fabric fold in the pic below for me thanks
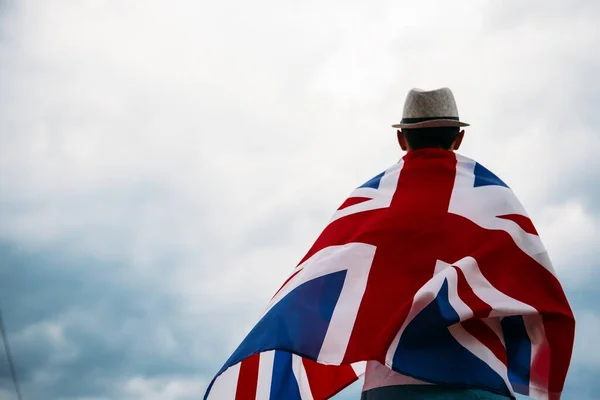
[205,149,575,400]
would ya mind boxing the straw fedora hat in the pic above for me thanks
[391,87,470,129]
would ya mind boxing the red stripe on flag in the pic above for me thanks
[302,358,358,399]
[272,268,302,299]
[455,267,492,319]
[235,353,260,400]
[344,150,459,362]
[497,214,538,235]
[530,328,551,392]
[461,319,507,366]
[338,197,371,210]
[446,212,574,393]
[542,315,574,394]
[454,262,506,365]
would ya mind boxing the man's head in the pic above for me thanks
[397,127,465,151]
[391,87,469,152]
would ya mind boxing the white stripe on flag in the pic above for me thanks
[351,361,366,377]
[207,362,241,400]
[329,161,402,223]
[385,262,453,365]
[256,351,275,400]
[291,355,314,400]
[483,318,506,347]
[453,257,536,316]
[441,262,473,320]
[317,243,376,364]
[263,243,376,365]
[528,386,550,400]
[523,313,549,396]
[445,264,506,386]
[448,323,515,398]
[450,155,553,273]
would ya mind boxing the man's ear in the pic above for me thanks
[452,130,465,150]
[397,130,409,151]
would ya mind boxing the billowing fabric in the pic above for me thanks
[204,149,575,400]
[363,360,432,391]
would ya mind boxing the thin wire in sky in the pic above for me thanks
[0,307,23,400]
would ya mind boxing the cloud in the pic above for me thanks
[572,312,600,368]
[118,376,207,400]
[0,0,598,398]
[535,201,599,282]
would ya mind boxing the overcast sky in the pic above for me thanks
[0,0,598,399]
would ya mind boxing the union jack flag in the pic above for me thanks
[205,149,575,399]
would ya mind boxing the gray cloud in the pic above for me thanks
[0,242,221,397]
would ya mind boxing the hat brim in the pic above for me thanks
[391,119,470,129]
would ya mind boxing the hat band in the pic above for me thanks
[401,116,459,124]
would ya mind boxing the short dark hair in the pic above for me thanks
[402,127,460,150]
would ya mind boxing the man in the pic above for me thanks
[361,88,509,399]
[205,88,574,400]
